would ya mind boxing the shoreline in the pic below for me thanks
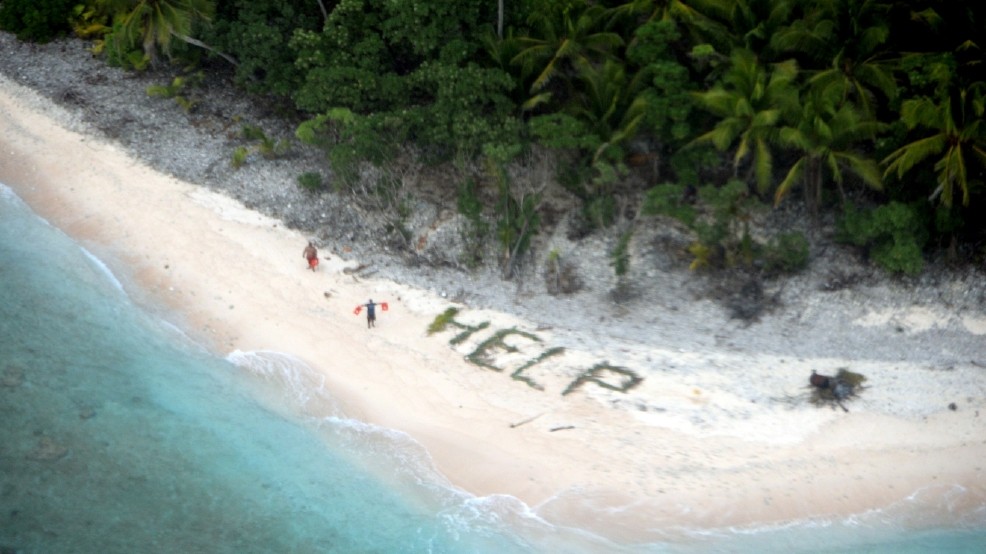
[2,72,986,544]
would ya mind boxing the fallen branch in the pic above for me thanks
[509,412,543,428]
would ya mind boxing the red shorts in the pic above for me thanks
[308,257,319,269]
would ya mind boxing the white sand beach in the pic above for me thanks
[2,72,985,544]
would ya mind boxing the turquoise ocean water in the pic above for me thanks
[2,182,984,553]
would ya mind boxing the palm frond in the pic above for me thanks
[933,147,968,207]
[853,62,898,107]
[733,134,750,165]
[882,135,946,179]
[777,126,808,150]
[909,8,943,29]
[770,18,832,60]
[690,88,734,116]
[900,97,946,130]
[745,107,777,129]
[972,144,986,166]
[529,55,560,93]
[774,156,806,206]
[753,136,773,193]
[839,153,884,191]
[521,92,553,112]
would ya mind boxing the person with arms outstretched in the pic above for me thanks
[353,299,388,328]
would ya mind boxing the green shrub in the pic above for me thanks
[457,179,489,268]
[583,195,617,231]
[241,124,268,142]
[99,18,150,69]
[874,240,924,275]
[762,232,810,274]
[70,1,112,41]
[496,189,540,266]
[231,146,249,169]
[289,1,516,161]
[610,230,633,277]
[240,124,291,159]
[297,172,324,192]
[492,165,541,279]
[457,178,484,223]
[297,110,401,188]
[205,0,322,97]
[257,136,291,159]
[0,0,75,42]
[644,179,788,273]
[641,182,697,226]
[529,115,623,231]
[685,180,758,270]
[231,124,291,168]
[146,73,203,112]
[838,202,929,275]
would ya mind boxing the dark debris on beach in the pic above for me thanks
[809,369,866,412]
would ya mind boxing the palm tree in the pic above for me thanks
[569,58,650,167]
[607,0,727,46]
[689,48,800,194]
[882,84,986,207]
[771,0,897,118]
[479,25,531,109]
[774,87,884,214]
[703,0,798,57]
[510,4,623,110]
[112,0,236,67]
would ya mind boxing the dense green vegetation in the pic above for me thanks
[3,0,985,276]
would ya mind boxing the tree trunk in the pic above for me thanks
[503,212,531,280]
[498,0,504,38]
[171,31,239,67]
[805,158,821,220]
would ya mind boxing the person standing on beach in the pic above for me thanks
[363,299,378,328]
[354,299,388,328]
[302,241,319,271]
